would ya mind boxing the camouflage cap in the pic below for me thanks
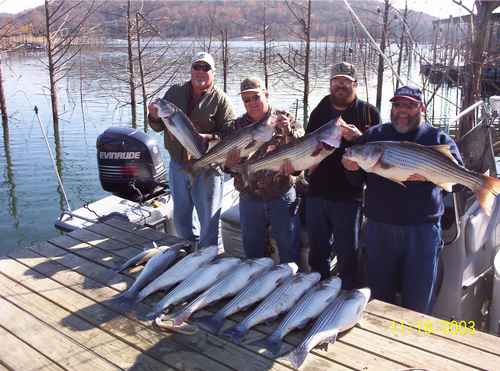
[330,62,356,81]
[239,77,265,94]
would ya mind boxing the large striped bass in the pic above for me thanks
[251,276,342,355]
[195,262,298,335]
[113,241,172,273]
[344,141,500,216]
[148,257,241,319]
[221,272,321,344]
[233,118,342,184]
[136,245,219,303]
[188,118,275,175]
[288,287,371,369]
[112,242,190,308]
[152,98,207,159]
[166,257,274,326]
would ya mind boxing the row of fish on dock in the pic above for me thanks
[153,98,500,218]
[112,242,370,368]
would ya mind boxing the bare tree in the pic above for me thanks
[126,0,137,128]
[0,21,13,127]
[375,0,390,111]
[42,0,98,133]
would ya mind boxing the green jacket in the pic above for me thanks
[149,81,235,163]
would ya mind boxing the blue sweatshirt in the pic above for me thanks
[352,121,463,225]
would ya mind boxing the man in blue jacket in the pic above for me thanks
[342,84,463,314]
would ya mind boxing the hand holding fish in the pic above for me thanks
[339,118,362,142]
[280,159,296,176]
[341,157,360,171]
[406,173,428,182]
[274,112,291,129]
[225,148,241,168]
[148,102,159,120]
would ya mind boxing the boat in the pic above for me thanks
[54,100,500,336]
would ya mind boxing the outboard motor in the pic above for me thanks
[96,127,167,202]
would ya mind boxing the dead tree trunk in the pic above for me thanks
[262,5,270,89]
[221,28,229,93]
[0,55,8,126]
[127,0,137,128]
[303,0,311,125]
[136,11,148,131]
[396,0,407,90]
[375,0,389,111]
[44,0,60,135]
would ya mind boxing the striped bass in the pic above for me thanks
[188,118,276,175]
[288,287,371,369]
[195,262,298,334]
[343,141,500,216]
[152,98,207,159]
[113,241,169,273]
[112,242,190,308]
[136,245,219,303]
[251,276,342,355]
[148,257,241,319]
[234,118,341,184]
[166,257,274,326]
[221,272,321,344]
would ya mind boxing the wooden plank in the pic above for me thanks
[0,326,65,371]
[43,236,415,370]
[0,297,120,371]
[0,269,172,371]
[367,299,500,356]
[7,248,291,371]
[97,217,171,240]
[84,222,151,245]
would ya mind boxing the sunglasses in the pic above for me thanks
[392,101,420,110]
[242,94,262,104]
[192,63,211,72]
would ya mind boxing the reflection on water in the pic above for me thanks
[0,44,461,252]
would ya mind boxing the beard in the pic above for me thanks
[391,110,421,133]
[330,86,354,107]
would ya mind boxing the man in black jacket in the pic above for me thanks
[305,62,380,288]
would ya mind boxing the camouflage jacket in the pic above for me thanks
[231,108,304,200]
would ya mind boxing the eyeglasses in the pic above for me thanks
[392,101,420,110]
[192,64,211,72]
[331,78,354,87]
[242,94,262,104]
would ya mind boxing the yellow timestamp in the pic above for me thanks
[390,319,476,336]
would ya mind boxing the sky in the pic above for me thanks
[0,0,478,18]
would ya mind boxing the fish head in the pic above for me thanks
[343,143,383,170]
[251,257,275,268]
[152,98,178,118]
[322,276,342,290]
[318,118,343,149]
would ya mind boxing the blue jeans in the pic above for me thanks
[364,220,442,314]
[306,197,360,289]
[169,159,223,248]
[239,188,300,264]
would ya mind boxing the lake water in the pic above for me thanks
[0,42,460,252]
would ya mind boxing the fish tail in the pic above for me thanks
[288,345,308,369]
[249,334,282,355]
[110,291,136,312]
[194,314,225,334]
[221,323,247,344]
[476,174,500,216]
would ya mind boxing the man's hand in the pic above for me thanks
[406,173,427,182]
[341,157,360,171]
[274,112,291,129]
[279,159,296,176]
[339,118,362,142]
[225,148,241,168]
[148,102,159,120]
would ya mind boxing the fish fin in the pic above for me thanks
[437,182,455,192]
[109,292,136,312]
[428,144,458,163]
[194,314,225,334]
[476,174,500,216]
[325,330,339,345]
[221,324,247,344]
[249,335,282,356]
[288,345,309,369]
[152,241,158,249]
[244,139,257,150]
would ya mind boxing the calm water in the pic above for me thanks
[0,42,460,252]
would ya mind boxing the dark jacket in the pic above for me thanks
[348,121,463,225]
[306,95,380,201]
[149,81,235,164]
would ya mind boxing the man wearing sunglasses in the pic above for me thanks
[305,62,380,289]
[224,77,303,264]
[148,52,235,249]
[341,84,463,314]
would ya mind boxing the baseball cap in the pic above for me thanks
[239,77,265,94]
[330,62,356,81]
[390,84,423,103]
[191,52,215,70]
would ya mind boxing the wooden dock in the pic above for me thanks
[1,217,500,371]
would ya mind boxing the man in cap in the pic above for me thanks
[148,52,235,248]
[224,77,303,264]
[341,84,463,313]
[305,62,380,288]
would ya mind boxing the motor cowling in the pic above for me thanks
[96,127,167,202]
